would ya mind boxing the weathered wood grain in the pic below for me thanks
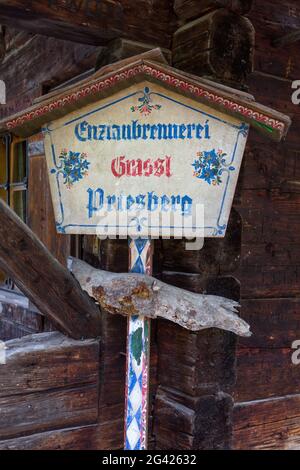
[173,10,254,87]
[0,332,99,397]
[0,320,35,341]
[161,209,241,278]
[95,39,171,72]
[235,347,300,402]
[1,305,42,332]
[0,303,43,340]
[0,0,172,47]
[238,265,300,299]
[157,321,237,397]
[0,384,98,439]
[0,25,5,62]
[0,199,101,339]
[233,394,300,450]
[28,152,71,267]
[99,239,128,274]
[154,386,233,450]
[0,420,123,450]
[69,257,250,337]
[174,0,253,21]
[0,32,99,121]
[238,298,300,349]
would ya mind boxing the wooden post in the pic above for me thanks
[124,238,153,450]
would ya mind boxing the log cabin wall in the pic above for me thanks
[172,0,300,451]
[233,0,300,450]
[0,0,299,450]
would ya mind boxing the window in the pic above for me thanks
[0,134,28,286]
[0,134,28,221]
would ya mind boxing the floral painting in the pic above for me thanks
[55,149,90,189]
[131,87,162,116]
[192,149,234,186]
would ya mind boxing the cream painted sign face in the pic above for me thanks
[42,81,249,238]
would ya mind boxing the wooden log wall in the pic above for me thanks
[232,0,300,450]
[0,1,173,47]
[0,332,123,450]
[150,2,252,450]
[0,0,299,450]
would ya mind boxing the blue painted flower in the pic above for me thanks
[58,149,90,188]
[192,149,233,186]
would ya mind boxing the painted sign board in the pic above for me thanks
[42,80,249,238]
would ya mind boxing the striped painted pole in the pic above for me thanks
[124,238,153,450]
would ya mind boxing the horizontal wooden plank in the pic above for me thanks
[0,0,172,47]
[156,426,194,450]
[233,394,300,450]
[0,384,98,439]
[0,304,43,333]
[0,34,99,121]
[157,321,236,396]
[246,72,296,125]
[173,10,254,86]
[0,332,99,397]
[155,388,232,450]
[234,394,300,430]
[238,298,300,349]
[155,386,233,436]
[0,319,35,341]
[174,0,253,20]
[241,243,300,267]
[237,141,300,191]
[245,0,300,81]
[237,205,300,247]
[0,420,123,450]
[161,210,241,276]
[234,347,300,402]
[237,265,300,299]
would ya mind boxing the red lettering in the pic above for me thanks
[111,156,172,178]
[111,156,125,178]
[144,159,153,177]
[154,159,165,177]
[165,156,172,177]
[132,159,143,176]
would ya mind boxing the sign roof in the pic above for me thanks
[0,49,291,142]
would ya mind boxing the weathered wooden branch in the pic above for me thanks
[0,197,251,338]
[69,257,251,337]
[0,199,101,339]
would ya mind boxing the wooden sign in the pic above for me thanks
[42,80,249,238]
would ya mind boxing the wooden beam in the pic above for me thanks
[174,0,253,21]
[69,257,251,337]
[0,0,172,47]
[0,199,101,339]
[273,29,300,48]
[173,9,255,88]
[0,332,100,443]
[0,26,5,63]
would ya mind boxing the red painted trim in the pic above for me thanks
[6,63,285,134]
